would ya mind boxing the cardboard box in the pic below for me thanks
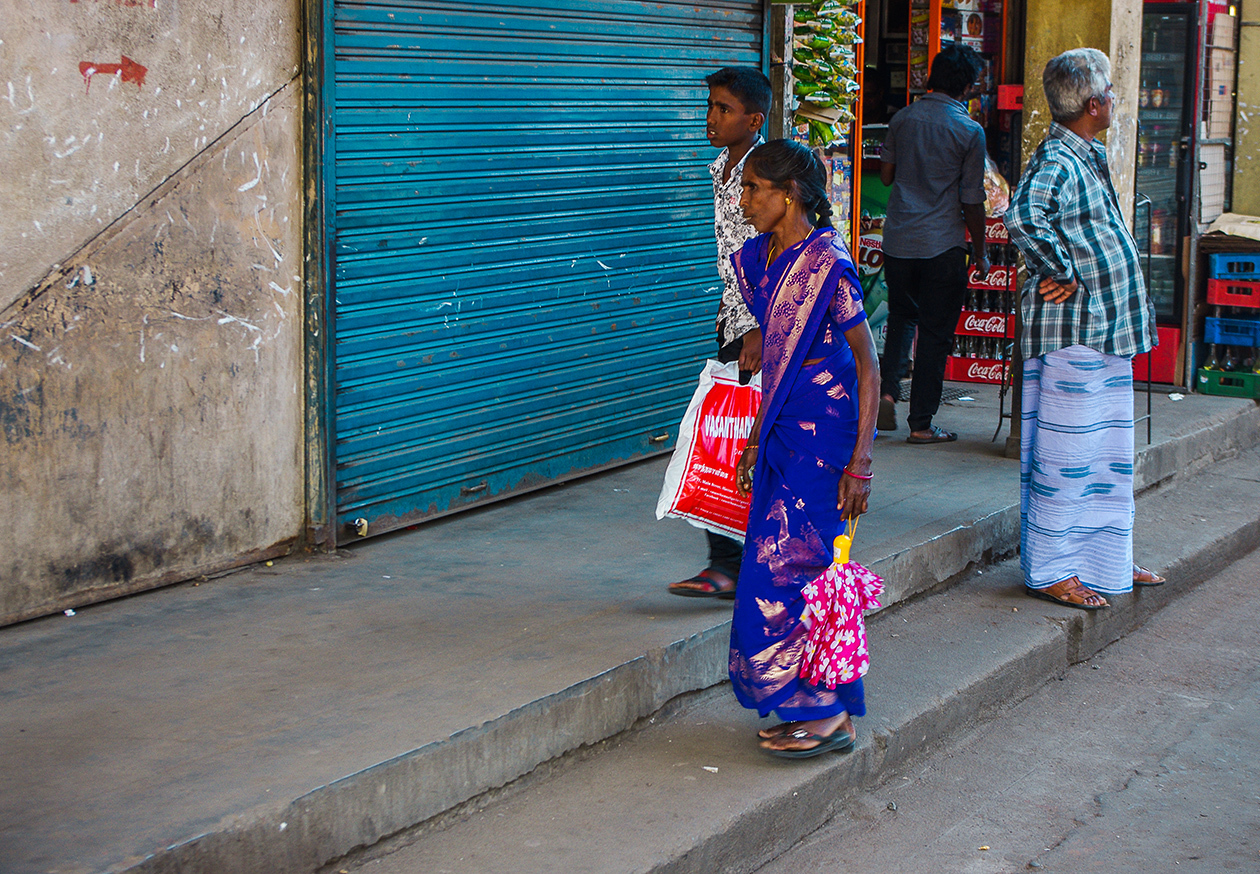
[1210,12,1237,49]
[1200,143,1228,223]
[1207,98,1233,140]
[1208,47,1235,102]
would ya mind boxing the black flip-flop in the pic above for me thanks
[878,397,897,432]
[906,425,957,444]
[766,727,856,759]
[668,569,736,599]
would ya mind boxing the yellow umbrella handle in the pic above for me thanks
[832,516,859,564]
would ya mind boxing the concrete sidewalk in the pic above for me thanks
[1,385,1256,874]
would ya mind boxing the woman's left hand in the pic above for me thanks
[735,444,757,496]
[837,469,870,519]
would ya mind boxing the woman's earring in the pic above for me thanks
[785,196,793,205]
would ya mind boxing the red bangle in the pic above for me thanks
[843,467,873,481]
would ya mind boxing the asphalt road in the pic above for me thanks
[754,547,1260,874]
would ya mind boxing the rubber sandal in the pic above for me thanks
[667,568,736,599]
[878,397,897,432]
[906,425,957,444]
[1025,577,1108,611]
[757,721,803,740]
[1133,565,1166,586]
[765,727,856,759]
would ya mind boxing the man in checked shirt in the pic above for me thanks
[1005,48,1164,612]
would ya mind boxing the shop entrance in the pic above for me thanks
[323,1,765,542]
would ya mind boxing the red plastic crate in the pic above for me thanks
[1206,278,1260,309]
[967,264,1016,291]
[1132,325,1181,384]
[964,216,1010,245]
[945,356,1008,385]
[955,310,1014,338]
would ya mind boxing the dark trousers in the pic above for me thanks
[879,247,969,432]
[707,333,748,580]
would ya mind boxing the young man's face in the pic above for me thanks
[706,85,762,150]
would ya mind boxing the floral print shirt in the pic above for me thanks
[709,138,762,346]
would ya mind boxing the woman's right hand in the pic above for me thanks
[735,444,758,496]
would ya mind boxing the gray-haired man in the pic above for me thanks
[1005,48,1162,611]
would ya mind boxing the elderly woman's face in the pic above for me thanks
[739,168,789,234]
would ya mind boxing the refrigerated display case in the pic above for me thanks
[1134,4,1198,326]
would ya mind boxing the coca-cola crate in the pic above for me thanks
[1196,368,1260,399]
[1208,253,1260,281]
[967,264,1016,291]
[1206,278,1260,309]
[964,216,1010,245]
[945,356,1008,385]
[955,310,1014,338]
[1203,316,1260,346]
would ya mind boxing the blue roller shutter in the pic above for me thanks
[330,0,765,539]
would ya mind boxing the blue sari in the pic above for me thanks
[728,227,869,721]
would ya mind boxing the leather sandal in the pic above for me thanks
[1025,576,1109,610]
[668,568,736,599]
[906,425,957,444]
[1133,565,1166,586]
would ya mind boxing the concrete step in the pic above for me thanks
[5,391,1257,874]
[339,445,1260,874]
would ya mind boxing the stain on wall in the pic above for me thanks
[0,84,304,625]
[1020,0,1141,223]
[0,0,301,312]
[1235,16,1260,215]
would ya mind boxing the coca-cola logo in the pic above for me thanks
[963,314,1007,334]
[985,220,1010,242]
[967,361,1005,381]
[970,265,1012,287]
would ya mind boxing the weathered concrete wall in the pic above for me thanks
[1020,0,1142,222]
[0,0,304,625]
[1235,10,1260,214]
[0,0,301,313]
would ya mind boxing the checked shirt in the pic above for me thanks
[1006,122,1156,361]
[709,138,762,346]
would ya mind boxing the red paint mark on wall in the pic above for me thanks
[79,56,148,92]
[70,0,156,7]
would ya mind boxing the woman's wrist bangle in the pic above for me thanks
[744,443,758,450]
[843,467,873,481]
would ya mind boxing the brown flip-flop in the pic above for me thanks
[1133,565,1166,586]
[906,425,957,444]
[1025,576,1109,610]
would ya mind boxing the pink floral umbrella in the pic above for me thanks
[799,517,884,690]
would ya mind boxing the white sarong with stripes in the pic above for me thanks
[1020,345,1135,595]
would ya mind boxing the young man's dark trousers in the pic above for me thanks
[879,247,968,433]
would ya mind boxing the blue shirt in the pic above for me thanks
[881,92,987,259]
[1006,122,1157,360]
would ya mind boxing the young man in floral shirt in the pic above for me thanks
[668,66,770,600]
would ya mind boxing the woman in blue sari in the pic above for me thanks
[731,140,880,758]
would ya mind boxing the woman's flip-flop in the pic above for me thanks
[757,721,802,740]
[1133,565,1166,586]
[667,568,736,599]
[765,727,856,759]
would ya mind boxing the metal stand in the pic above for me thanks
[1134,194,1154,445]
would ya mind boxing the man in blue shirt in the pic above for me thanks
[1006,48,1161,611]
[878,45,988,443]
